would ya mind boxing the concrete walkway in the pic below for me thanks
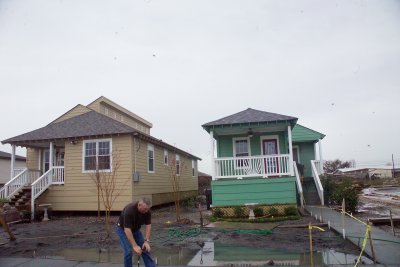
[306,205,400,266]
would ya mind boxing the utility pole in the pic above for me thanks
[392,154,395,178]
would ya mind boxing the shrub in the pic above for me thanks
[332,179,359,213]
[213,208,224,218]
[284,206,298,216]
[233,206,245,218]
[181,196,197,208]
[253,207,264,217]
[268,207,279,216]
[0,198,9,206]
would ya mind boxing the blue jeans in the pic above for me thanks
[116,226,156,267]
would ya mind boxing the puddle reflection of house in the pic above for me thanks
[187,242,324,266]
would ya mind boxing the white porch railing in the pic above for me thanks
[214,154,291,179]
[312,160,324,175]
[311,160,324,205]
[31,166,64,219]
[0,169,41,199]
[293,162,304,208]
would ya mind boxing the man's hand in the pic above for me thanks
[142,241,151,252]
[133,245,142,255]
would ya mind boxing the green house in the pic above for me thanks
[202,108,325,211]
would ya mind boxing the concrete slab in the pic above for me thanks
[306,205,400,266]
[0,257,32,267]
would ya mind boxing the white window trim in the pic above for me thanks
[82,138,112,173]
[192,160,195,177]
[176,154,180,176]
[164,149,169,165]
[259,135,280,155]
[232,137,251,157]
[147,143,155,173]
[293,145,300,163]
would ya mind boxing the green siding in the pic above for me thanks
[217,131,288,157]
[211,177,297,206]
[295,142,315,177]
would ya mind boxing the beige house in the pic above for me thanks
[1,96,200,217]
[0,151,26,187]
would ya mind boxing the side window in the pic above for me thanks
[148,144,154,173]
[83,139,111,172]
[164,149,168,165]
[192,160,195,177]
[176,154,180,176]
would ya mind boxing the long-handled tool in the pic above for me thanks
[137,255,141,267]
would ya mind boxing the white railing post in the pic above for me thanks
[210,131,215,181]
[288,126,294,176]
[10,145,16,179]
[311,160,324,206]
[318,140,323,174]
[293,162,304,208]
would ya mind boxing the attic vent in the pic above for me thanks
[133,171,141,182]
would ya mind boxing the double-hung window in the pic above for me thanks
[176,154,180,176]
[164,149,168,165]
[148,144,155,173]
[83,139,111,172]
[233,138,250,168]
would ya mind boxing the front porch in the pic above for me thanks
[214,154,292,179]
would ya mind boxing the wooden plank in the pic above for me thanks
[368,217,400,226]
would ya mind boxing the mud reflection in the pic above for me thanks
[58,241,373,266]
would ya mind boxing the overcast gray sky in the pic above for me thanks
[1,0,399,173]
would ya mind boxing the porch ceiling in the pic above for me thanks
[210,124,289,136]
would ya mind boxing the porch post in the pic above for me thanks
[210,131,215,180]
[10,145,16,179]
[288,125,294,176]
[318,139,323,174]
[49,142,54,168]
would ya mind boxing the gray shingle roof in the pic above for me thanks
[2,111,136,143]
[202,108,297,127]
[2,111,201,160]
[0,151,26,161]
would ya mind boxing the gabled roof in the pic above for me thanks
[0,151,26,161]
[292,124,325,142]
[2,111,135,144]
[202,108,297,128]
[2,111,201,160]
[88,96,153,128]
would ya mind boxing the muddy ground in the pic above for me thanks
[0,205,368,260]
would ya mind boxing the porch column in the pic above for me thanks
[288,125,294,176]
[210,131,215,180]
[318,139,323,174]
[49,142,54,174]
[10,145,16,179]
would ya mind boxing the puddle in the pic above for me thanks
[55,242,374,266]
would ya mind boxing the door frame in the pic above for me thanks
[259,135,280,155]
[260,135,280,176]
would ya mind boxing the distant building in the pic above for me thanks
[335,166,400,179]
[0,151,26,187]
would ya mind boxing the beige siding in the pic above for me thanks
[26,148,40,171]
[87,98,151,134]
[0,159,26,184]
[37,135,133,211]
[131,137,198,206]
[52,105,92,124]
